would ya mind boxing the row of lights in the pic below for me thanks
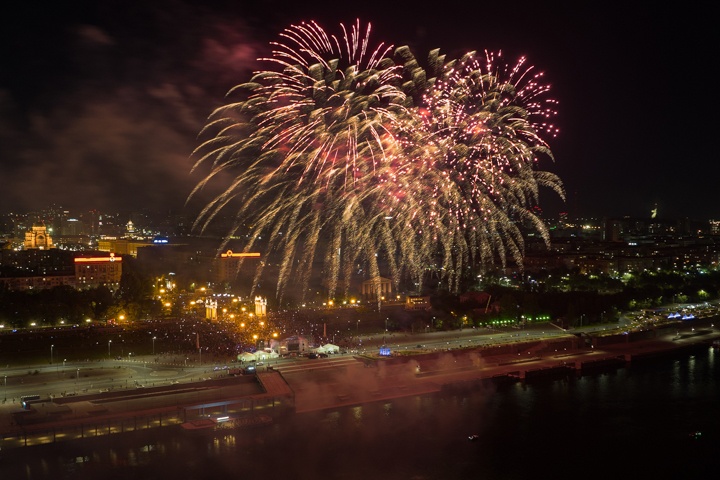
[0,317,102,329]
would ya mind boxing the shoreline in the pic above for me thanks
[1,320,718,449]
[287,322,720,413]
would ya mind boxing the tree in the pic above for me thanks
[116,256,153,304]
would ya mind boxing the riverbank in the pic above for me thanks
[276,318,720,413]
[1,318,718,449]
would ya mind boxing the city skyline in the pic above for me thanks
[1,1,717,220]
[0,202,715,228]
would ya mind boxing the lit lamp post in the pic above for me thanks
[152,336,157,355]
[108,340,112,357]
[50,344,54,365]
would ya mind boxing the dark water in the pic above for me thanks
[3,348,718,480]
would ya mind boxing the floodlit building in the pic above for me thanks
[97,238,151,257]
[24,224,54,250]
[361,276,393,300]
[205,297,218,321]
[255,296,267,317]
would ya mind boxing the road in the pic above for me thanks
[1,324,577,404]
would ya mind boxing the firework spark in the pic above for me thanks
[191,21,563,303]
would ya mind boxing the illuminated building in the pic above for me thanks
[24,224,54,250]
[710,220,720,235]
[74,252,123,290]
[405,295,431,310]
[0,249,121,291]
[0,274,75,291]
[0,248,74,290]
[205,298,218,321]
[214,250,261,284]
[255,296,267,317]
[97,238,151,257]
[361,276,393,300]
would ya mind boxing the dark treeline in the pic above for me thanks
[430,269,720,328]
[3,266,720,330]
[0,285,113,325]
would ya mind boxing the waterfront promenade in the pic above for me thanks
[282,319,720,412]
[1,318,718,449]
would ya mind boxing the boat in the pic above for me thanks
[180,418,216,432]
[181,414,273,433]
[220,414,273,429]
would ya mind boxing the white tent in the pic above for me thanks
[237,352,256,363]
[254,350,278,361]
[317,343,340,354]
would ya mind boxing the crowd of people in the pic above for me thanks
[1,303,407,366]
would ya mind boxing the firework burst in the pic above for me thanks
[191,21,563,302]
[390,48,564,290]
[191,20,413,300]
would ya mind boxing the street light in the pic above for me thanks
[108,340,112,356]
[50,344,54,364]
[152,336,157,355]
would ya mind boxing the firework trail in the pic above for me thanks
[191,21,563,302]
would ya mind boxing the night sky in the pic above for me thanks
[1,1,717,220]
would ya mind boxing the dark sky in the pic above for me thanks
[1,1,717,220]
